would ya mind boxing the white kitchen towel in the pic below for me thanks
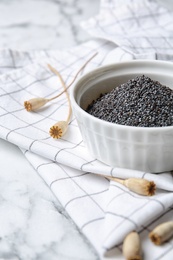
[0,0,173,259]
[25,151,173,259]
[0,40,173,191]
[81,0,173,59]
[1,41,173,259]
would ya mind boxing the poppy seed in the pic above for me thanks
[86,75,173,127]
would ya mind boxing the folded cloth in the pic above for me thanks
[0,41,173,190]
[81,0,173,59]
[1,40,173,259]
[1,0,173,259]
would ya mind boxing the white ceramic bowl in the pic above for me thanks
[70,60,173,173]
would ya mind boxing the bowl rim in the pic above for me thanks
[70,59,173,132]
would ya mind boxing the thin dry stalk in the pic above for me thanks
[48,52,98,102]
[24,52,98,111]
[49,68,70,139]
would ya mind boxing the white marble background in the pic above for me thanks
[0,0,99,50]
[0,0,100,259]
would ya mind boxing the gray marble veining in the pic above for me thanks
[0,139,98,260]
[0,0,100,50]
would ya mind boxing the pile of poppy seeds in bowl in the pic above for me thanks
[86,75,173,127]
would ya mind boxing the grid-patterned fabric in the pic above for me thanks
[1,40,173,259]
[81,0,173,57]
[1,0,173,259]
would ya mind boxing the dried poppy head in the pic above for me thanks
[124,178,156,196]
[49,121,68,139]
[149,221,173,245]
[106,177,156,196]
[24,97,48,111]
[123,231,142,260]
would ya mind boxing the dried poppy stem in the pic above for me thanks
[149,221,173,245]
[123,231,142,260]
[24,52,98,111]
[48,52,98,102]
[103,176,156,196]
[47,64,72,123]
[49,66,71,139]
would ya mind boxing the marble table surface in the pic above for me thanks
[0,0,100,259]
